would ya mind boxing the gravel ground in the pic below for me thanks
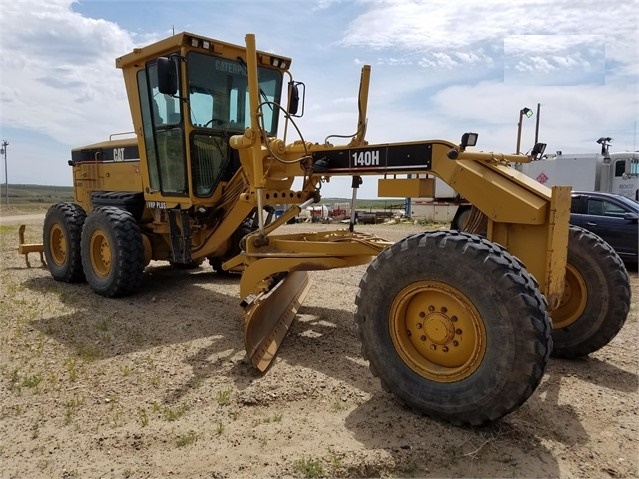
[1,218,637,478]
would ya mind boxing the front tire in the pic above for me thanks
[550,226,631,358]
[355,231,552,426]
[43,202,87,282]
[81,207,145,297]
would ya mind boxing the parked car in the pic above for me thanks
[570,191,638,263]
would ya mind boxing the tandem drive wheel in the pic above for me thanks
[355,230,552,426]
[81,207,145,297]
[550,226,631,358]
[43,202,87,283]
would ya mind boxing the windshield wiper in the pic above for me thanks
[236,57,273,112]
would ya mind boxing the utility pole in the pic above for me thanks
[0,140,7,206]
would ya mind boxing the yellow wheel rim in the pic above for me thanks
[89,229,112,279]
[390,281,486,382]
[551,264,587,329]
[49,224,67,267]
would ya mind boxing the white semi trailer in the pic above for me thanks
[518,150,639,199]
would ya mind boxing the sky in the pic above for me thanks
[0,0,638,198]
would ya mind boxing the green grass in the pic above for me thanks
[216,387,233,406]
[331,401,348,412]
[75,344,102,362]
[95,319,109,331]
[327,447,343,471]
[397,461,420,477]
[293,457,324,478]
[21,374,42,390]
[138,407,149,427]
[0,184,73,207]
[64,397,82,425]
[66,358,79,382]
[162,404,189,421]
[176,430,198,447]
[252,413,283,426]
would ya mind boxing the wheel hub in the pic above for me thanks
[50,224,67,266]
[390,281,486,382]
[551,263,587,329]
[90,230,112,278]
[423,313,456,345]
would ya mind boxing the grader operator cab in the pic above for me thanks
[20,32,630,426]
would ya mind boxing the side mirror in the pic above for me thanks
[288,81,305,117]
[288,82,299,116]
[623,212,638,222]
[157,57,178,96]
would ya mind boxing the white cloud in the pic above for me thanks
[340,0,637,77]
[0,1,140,145]
[503,34,605,84]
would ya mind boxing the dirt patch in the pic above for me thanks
[1,219,637,478]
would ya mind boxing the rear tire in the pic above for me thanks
[355,231,552,426]
[550,226,631,358]
[81,207,145,297]
[208,256,231,275]
[43,202,87,282]
[451,205,471,230]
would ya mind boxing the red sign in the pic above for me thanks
[536,172,549,184]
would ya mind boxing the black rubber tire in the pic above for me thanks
[550,226,631,358]
[81,207,145,297]
[208,257,227,274]
[43,202,87,283]
[355,230,552,426]
[451,205,471,230]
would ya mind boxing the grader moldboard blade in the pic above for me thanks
[243,271,312,372]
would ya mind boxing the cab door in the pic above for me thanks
[137,60,188,198]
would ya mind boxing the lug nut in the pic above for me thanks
[455,329,462,335]
[419,311,426,318]
[428,305,435,312]
[442,346,449,352]
[420,335,427,341]
[441,306,448,313]
[430,344,436,350]
[407,330,412,336]
[416,323,423,329]
[451,315,458,322]
[453,340,459,347]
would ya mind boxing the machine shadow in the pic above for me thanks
[343,396,563,478]
[23,263,627,473]
[550,356,638,393]
[27,264,246,361]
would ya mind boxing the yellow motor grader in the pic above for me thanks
[19,32,630,426]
